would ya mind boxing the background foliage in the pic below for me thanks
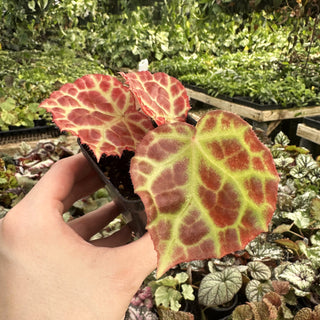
[0,0,319,127]
[1,0,319,66]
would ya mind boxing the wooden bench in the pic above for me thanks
[297,123,320,145]
[186,88,320,136]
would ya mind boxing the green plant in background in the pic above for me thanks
[0,157,19,209]
[0,48,109,130]
[150,50,320,107]
[0,97,45,130]
[148,272,195,312]
[1,0,319,114]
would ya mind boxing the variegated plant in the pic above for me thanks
[40,71,279,277]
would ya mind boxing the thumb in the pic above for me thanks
[119,232,158,279]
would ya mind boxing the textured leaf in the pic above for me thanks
[290,166,308,178]
[40,74,154,159]
[232,305,254,320]
[131,110,279,276]
[271,280,290,296]
[274,131,290,146]
[246,235,284,260]
[157,307,195,320]
[248,261,271,280]
[295,154,318,170]
[245,279,273,302]
[181,284,195,301]
[121,71,190,125]
[294,307,317,320]
[310,197,320,220]
[155,286,182,311]
[198,267,242,306]
[277,261,315,297]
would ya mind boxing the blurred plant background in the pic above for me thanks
[0,0,319,130]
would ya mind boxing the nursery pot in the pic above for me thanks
[78,114,197,238]
[203,294,239,319]
[79,140,147,237]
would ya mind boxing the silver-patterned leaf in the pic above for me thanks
[290,166,308,178]
[248,261,271,280]
[295,154,318,170]
[245,279,272,302]
[274,131,290,146]
[198,267,242,306]
[277,261,315,297]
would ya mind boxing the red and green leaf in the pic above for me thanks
[40,74,154,159]
[130,110,279,277]
[121,71,191,125]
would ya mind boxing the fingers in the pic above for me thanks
[68,202,120,240]
[25,154,104,214]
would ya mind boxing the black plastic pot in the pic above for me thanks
[79,115,197,237]
[79,140,147,237]
[203,294,239,320]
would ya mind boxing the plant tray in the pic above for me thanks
[185,88,320,123]
[184,84,280,111]
[0,125,61,145]
[304,116,320,130]
[297,123,320,145]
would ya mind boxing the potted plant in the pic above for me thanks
[39,71,279,279]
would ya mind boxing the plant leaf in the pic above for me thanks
[295,154,318,170]
[131,110,279,276]
[121,71,191,125]
[275,238,301,255]
[198,267,242,306]
[246,235,284,260]
[248,261,271,281]
[155,286,182,311]
[276,261,316,297]
[157,307,195,320]
[245,279,273,302]
[274,131,290,146]
[175,272,189,284]
[272,224,292,234]
[310,197,320,220]
[294,305,320,320]
[181,284,195,301]
[40,74,154,159]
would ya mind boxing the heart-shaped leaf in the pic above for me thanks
[198,267,242,306]
[246,280,273,302]
[40,74,154,159]
[121,71,191,125]
[248,261,271,280]
[131,110,279,277]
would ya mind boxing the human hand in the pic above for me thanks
[0,153,157,320]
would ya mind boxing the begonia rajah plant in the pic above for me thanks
[40,71,279,277]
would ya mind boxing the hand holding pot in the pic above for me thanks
[0,154,157,320]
